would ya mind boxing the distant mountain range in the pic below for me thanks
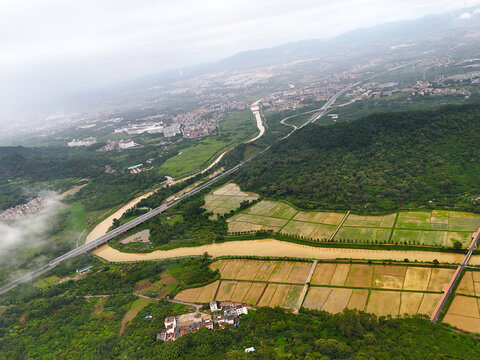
[133,5,480,87]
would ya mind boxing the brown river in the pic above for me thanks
[91,238,480,264]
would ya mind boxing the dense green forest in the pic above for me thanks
[235,103,480,212]
[0,145,177,210]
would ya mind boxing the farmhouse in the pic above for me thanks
[157,312,213,342]
[209,300,220,312]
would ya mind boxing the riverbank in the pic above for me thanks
[92,238,480,264]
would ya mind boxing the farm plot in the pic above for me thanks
[244,200,297,219]
[444,295,480,333]
[309,224,337,240]
[220,260,247,279]
[280,220,318,238]
[268,284,291,307]
[302,287,332,310]
[257,284,278,306]
[366,290,401,316]
[396,211,432,230]
[344,264,374,288]
[321,288,353,314]
[203,183,259,217]
[234,260,264,280]
[343,213,396,228]
[310,263,336,285]
[227,213,287,232]
[196,281,220,303]
[346,289,369,311]
[283,285,304,308]
[268,262,295,283]
[230,282,252,302]
[216,281,238,301]
[399,292,423,315]
[403,267,432,291]
[334,227,378,243]
[286,262,313,284]
[427,268,456,292]
[174,287,203,303]
[372,264,407,290]
[417,293,442,315]
[448,212,480,232]
[457,271,478,296]
[329,264,351,286]
[243,282,266,305]
[254,261,277,281]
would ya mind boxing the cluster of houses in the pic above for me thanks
[157,301,248,342]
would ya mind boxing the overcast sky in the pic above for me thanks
[1,0,480,123]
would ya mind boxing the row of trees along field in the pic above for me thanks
[234,103,480,212]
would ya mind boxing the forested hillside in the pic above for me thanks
[235,103,480,212]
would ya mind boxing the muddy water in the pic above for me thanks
[85,191,153,243]
[92,238,480,264]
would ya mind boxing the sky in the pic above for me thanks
[1,0,480,123]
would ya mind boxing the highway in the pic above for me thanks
[0,80,366,296]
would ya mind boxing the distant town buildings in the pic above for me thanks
[118,139,137,149]
[0,197,49,223]
[67,137,97,147]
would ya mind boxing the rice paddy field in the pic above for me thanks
[203,183,259,217]
[221,189,480,247]
[176,258,480,333]
[443,294,480,333]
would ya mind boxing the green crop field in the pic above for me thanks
[159,110,256,177]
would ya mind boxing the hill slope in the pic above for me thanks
[235,103,480,212]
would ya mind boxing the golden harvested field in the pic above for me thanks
[243,282,266,305]
[220,259,248,279]
[269,284,291,307]
[216,281,238,301]
[283,285,303,309]
[457,271,475,296]
[257,284,278,306]
[417,293,442,315]
[399,292,423,315]
[254,261,277,281]
[329,264,351,286]
[403,267,432,291]
[310,263,336,285]
[321,288,353,314]
[344,264,374,288]
[303,287,332,310]
[268,262,295,283]
[366,290,401,316]
[286,262,312,284]
[428,268,455,292]
[230,282,252,302]
[209,259,228,273]
[444,295,480,333]
[372,273,404,290]
[196,281,220,303]
[175,287,203,303]
[235,260,264,280]
[346,289,369,311]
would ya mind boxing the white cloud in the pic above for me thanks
[474,8,480,14]
[460,12,473,18]
[0,0,480,122]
